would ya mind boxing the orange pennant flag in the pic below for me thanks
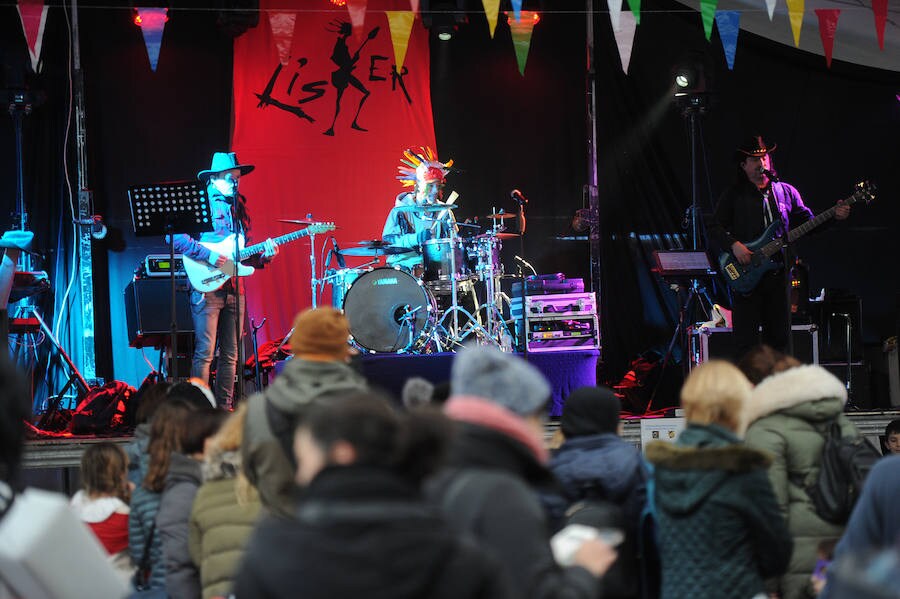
[482,0,501,38]
[386,11,415,71]
[815,9,840,68]
[267,12,296,65]
[507,10,539,76]
[16,0,48,72]
[785,0,804,47]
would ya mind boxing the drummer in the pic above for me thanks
[381,146,457,272]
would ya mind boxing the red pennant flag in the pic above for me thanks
[16,0,48,72]
[872,0,887,51]
[815,9,840,68]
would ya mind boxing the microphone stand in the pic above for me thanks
[231,190,245,406]
[516,199,527,358]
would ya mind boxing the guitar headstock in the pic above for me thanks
[308,222,336,235]
[850,181,876,205]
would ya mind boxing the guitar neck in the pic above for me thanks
[239,229,311,260]
[759,193,856,258]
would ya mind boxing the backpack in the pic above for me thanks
[803,418,881,525]
[68,381,137,435]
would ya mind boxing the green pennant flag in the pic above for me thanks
[700,0,718,40]
[627,0,641,25]
[508,11,538,76]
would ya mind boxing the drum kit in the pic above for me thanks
[312,203,520,354]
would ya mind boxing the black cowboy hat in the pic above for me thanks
[736,135,777,158]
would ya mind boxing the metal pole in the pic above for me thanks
[585,0,601,331]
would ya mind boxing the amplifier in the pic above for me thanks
[510,292,597,319]
[522,314,600,353]
[124,278,194,348]
[144,254,186,277]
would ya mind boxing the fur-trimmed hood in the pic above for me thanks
[202,449,242,482]
[745,364,847,427]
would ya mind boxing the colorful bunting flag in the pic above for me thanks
[815,9,840,68]
[715,11,740,70]
[135,7,168,72]
[268,12,296,65]
[385,11,415,71]
[872,0,887,51]
[409,0,420,15]
[508,10,538,76]
[614,10,637,73]
[482,0,500,38]
[785,0,804,47]
[347,0,368,38]
[607,0,623,33]
[16,0,48,72]
[765,0,776,21]
[700,0,718,41]
[627,0,641,25]
[510,0,522,22]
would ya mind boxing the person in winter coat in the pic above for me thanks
[425,345,618,599]
[741,347,859,599]
[646,360,793,599]
[124,380,171,487]
[157,408,227,599]
[234,392,511,599]
[189,403,261,599]
[550,385,647,599]
[242,307,367,518]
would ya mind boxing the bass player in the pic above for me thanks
[709,135,849,359]
[170,151,278,409]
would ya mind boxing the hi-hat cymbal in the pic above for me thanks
[278,218,318,225]
[339,245,415,257]
[484,213,516,220]
[393,203,458,213]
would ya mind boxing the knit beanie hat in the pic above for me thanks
[451,345,550,416]
[560,386,621,438]
[290,307,354,360]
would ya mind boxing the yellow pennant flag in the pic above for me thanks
[785,0,804,47]
[385,11,415,71]
[482,0,501,38]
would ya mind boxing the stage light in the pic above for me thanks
[422,0,467,41]
[133,7,168,27]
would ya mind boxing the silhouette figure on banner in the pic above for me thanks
[324,21,379,136]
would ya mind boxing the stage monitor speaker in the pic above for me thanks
[124,278,194,348]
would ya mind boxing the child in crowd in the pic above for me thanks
[70,442,134,579]
[810,538,837,596]
[883,419,900,455]
[125,379,172,486]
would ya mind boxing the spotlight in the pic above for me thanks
[437,29,453,41]
[674,70,692,90]
[422,0,467,41]
[671,54,714,114]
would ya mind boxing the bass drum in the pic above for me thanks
[342,267,436,353]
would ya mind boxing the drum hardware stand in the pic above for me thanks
[249,316,267,392]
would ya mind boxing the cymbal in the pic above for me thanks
[339,245,415,257]
[278,218,318,225]
[484,213,516,220]
[393,203,458,213]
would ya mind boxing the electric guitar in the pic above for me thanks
[718,181,875,294]
[183,222,335,293]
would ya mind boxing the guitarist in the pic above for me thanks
[709,136,849,359]
[170,152,279,409]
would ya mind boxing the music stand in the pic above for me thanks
[128,181,213,379]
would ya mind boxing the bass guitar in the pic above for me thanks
[718,181,875,294]
[183,222,335,293]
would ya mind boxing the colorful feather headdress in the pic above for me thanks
[396,146,454,188]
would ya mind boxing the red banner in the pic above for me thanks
[232,1,436,343]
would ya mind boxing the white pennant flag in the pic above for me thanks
[607,0,623,32]
[614,10,637,73]
[765,0,776,21]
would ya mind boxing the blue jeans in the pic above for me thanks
[190,287,244,407]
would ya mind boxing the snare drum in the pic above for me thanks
[467,234,503,280]
[342,267,436,353]
[422,238,468,294]
[330,267,366,308]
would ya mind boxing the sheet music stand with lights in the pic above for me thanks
[128,180,212,379]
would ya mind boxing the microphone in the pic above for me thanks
[762,168,780,183]
[331,237,346,269]
[514,255,537,276]
[510,189,529,205]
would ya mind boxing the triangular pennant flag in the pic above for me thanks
[607,0,623,32]
[510,0,522,22]
[815,8,840,68]
[715,10,740,70]
[385,11,415,71]
[508,10,537,76]
[409,0,420,15]
[614,10,637,73]
[267,12,296,65]
[872,0,887,51]
[136,8,168,72]
[765,0,776,21]
[627,0,641,25]
[700,0,718,41]
[785,0,804,47]
[346,0,368,38]
[482,0,500,38]
[16,0,48,72]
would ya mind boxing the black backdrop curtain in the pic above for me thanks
[1,0,897,399]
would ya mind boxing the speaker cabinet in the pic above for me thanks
[124,278,194,348]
